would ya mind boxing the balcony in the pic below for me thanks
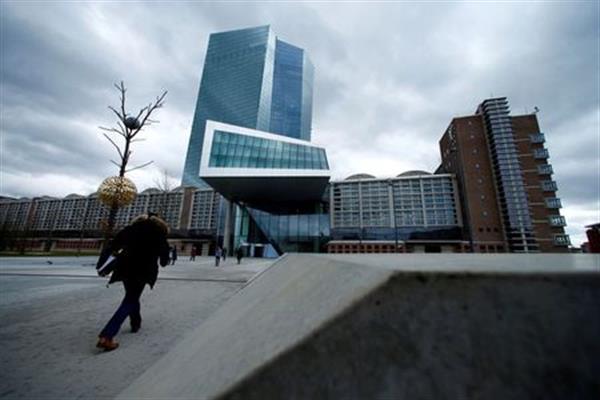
[548,215,566,227]
[545,198,562,209]
[529,133,545,144]
[537,164,553,175]
[533,148,549,159]
[541,181,558,192]
[553,234,571,246]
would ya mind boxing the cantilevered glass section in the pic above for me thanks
[200,120,329,177]
[209,130,327,170]
[199,120,330,203]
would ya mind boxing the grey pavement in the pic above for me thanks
[0,256,275,400]
[0,256,273,282]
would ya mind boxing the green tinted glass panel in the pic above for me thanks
[209,130,328,170]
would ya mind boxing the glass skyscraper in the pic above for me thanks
[182,25,314,187]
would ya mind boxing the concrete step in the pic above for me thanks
[118,254,600,400]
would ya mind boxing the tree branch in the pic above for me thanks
[99,126,126,138]
[130,90,167,138]
[102,133,124,160]
[101,82,166,179]
[118,81,127,125]
[126,160,154,173]
[135,106,148,121]
[108,106,124,121]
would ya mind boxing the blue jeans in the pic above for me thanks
[99,280,145,339]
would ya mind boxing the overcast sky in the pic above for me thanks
[1,1,598,246]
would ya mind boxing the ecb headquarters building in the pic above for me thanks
[182,25,328,256]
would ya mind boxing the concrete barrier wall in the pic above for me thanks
[118,254,600,400]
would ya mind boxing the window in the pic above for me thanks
[545,198,562,209]
[548,215,566,227]
[537,164,553,175]
[541,181,558,192]
[533,148,549,159]
[553,234,570,246]
[529,133,545,144]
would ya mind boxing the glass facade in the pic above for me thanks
[270,40,313,141]
[331,175,459,229]
[189,189,220,230]
[246,207,330,253]
[553,234,571,246]
[331,226,463,242]
[529,133,545,144]
[533,148,549,159]
[542,180,558,191]
[548,215,566,227]
[545,197,562,209]
[208,130,328,170]
[478,98,536,252]
[182,26,274,187]
[182,26,314,187]
[300,54,314,142]
[537,164,553,175]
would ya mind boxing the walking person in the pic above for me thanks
[170,246,178,265]
[96,213,170,352]
[222,247,227,262]
[190,245,197,261]
[236,246,244,265]
[215,246,222,267]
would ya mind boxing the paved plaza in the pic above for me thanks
[0,256,274,399]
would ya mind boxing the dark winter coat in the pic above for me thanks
[107,216,170,288]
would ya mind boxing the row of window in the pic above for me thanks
[332,178,458,228]
[0,190,218,231]
[209,130,328,170]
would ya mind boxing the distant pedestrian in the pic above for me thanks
[170,246,178,265]
[236,246,244,265]
[215,246,222,267]
[190,245,197,261]
[222,247,227,262]
[96,213,170,352]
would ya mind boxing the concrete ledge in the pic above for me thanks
[118,254,600,400]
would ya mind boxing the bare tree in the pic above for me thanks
[153,168,176,217]
[99,81,167,239]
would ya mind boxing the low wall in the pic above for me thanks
[118,254,600,400]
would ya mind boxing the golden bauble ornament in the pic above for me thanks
[97,176,137,208]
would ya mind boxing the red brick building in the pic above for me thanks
[439,98,569,252]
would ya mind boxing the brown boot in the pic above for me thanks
[96,337,119,352]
